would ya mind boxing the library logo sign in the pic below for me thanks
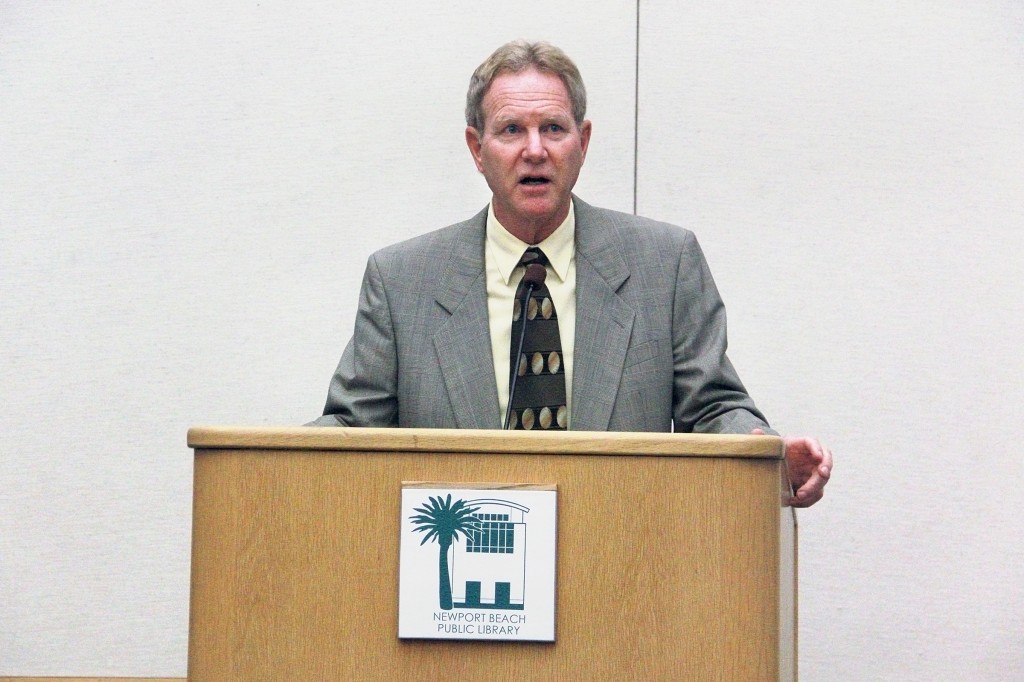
[397,483,557,641]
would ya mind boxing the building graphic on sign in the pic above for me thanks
[450,498,530,610]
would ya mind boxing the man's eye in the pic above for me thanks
[503,124,520,134]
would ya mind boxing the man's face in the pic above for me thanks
[466,68,591,243]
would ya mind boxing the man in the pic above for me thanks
[311,40,831,507]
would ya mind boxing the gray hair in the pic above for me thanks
[465,40,587,131]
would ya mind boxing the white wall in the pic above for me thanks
[1,1,1021,678]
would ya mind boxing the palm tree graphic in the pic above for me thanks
[409,494,479,610]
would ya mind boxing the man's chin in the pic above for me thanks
[512,194,567,219]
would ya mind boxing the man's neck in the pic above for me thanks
[493,204,570,245]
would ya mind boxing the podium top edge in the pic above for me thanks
[187,426,784,459]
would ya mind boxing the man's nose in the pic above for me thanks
[522,129,547,161]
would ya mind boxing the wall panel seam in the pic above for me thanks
[633,0,640,215]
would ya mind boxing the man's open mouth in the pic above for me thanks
[520,177,550,185]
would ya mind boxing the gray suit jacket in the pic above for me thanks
[312,197,771,433]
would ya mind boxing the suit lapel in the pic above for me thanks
[571,198,635,432]
[432,210,502,429]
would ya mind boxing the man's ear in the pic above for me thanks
[579,120,592,160]
[465,127,485,173]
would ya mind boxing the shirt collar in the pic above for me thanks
[486,200,576,285]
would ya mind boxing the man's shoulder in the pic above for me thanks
[574,198,697,250]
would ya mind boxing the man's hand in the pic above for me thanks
[752,429,832,507]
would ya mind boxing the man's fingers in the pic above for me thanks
[788,488,824,508]
[819,447,833,478]
[780,438,833,507]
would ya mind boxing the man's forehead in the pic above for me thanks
[488,100,574,120]
[483,68,573,121]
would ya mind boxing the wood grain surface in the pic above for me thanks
[187,425,785,457]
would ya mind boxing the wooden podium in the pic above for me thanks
[187,427,796,680]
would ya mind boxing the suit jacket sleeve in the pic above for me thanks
[671,231,776,435]
[308,253,400,427]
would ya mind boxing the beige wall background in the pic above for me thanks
[1,1,1021,678]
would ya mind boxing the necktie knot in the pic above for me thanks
[518,247,549,269]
